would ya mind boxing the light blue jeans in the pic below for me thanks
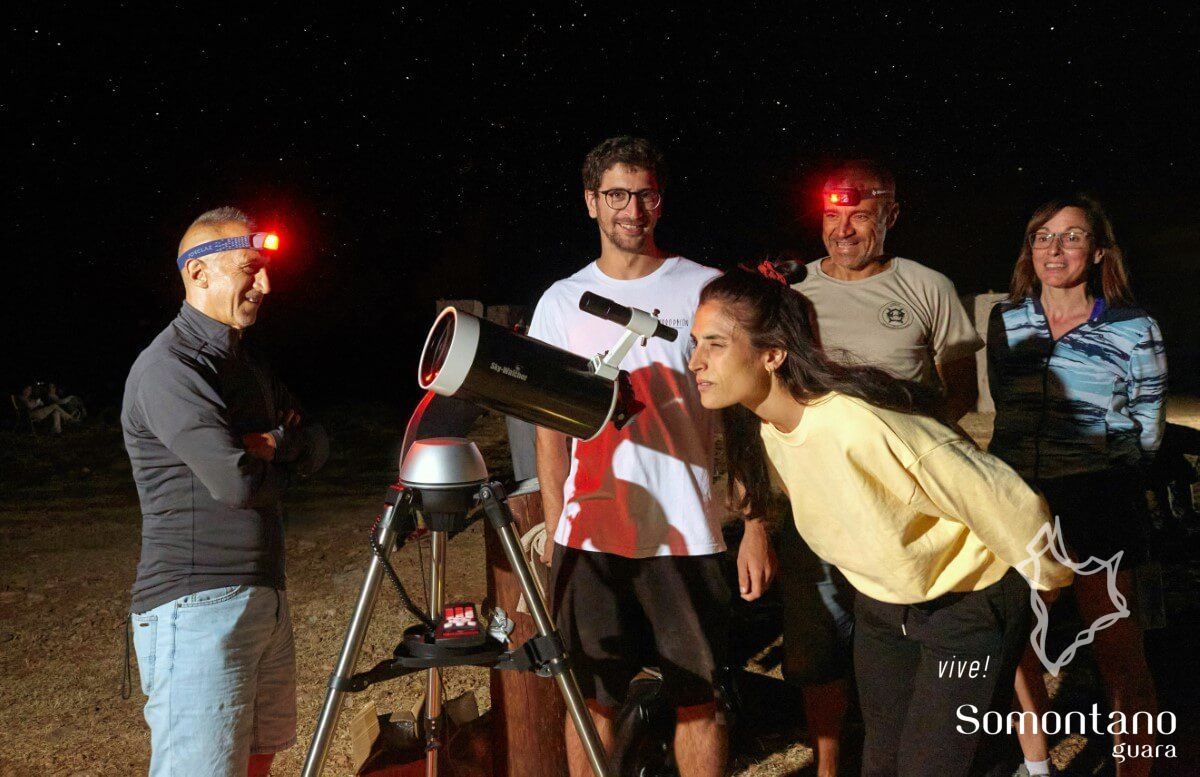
[131,586,296,777]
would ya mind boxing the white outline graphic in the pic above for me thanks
[1014,517,1129,676]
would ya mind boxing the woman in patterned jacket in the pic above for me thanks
[988,195,1166,777]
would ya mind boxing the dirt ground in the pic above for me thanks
[1,399,1199,776]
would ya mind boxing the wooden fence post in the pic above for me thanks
[485,489,569,777]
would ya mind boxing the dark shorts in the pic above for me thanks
[549,545,731,710]
[1038,468,1149,564]
[776,517,856,685]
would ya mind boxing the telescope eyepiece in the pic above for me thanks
[578,291,678,342]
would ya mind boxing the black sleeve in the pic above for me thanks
[267,371,329,475]
[137,358,281,508]
[985,302,1009,405]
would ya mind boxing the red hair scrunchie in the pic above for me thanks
[736,260,790,286]
[756,260,788,286]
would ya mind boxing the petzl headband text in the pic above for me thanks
[176,232,280,270]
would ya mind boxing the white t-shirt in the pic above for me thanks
[528,256,724,558]
[792,257,983,387]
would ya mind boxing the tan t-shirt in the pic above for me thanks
[793,257,983,386]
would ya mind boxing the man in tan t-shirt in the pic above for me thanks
[780,159,983,777]
[794,160,982,416]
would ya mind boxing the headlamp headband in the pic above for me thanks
[176,232,280,270]
[823,187,894,207]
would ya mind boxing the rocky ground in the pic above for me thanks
[1,399,1198,776]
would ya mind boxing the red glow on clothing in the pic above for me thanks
[560,363,708,557]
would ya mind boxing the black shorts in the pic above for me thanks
[549,545,731,710]
[1038,468,1149,564]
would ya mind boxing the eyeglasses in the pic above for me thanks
[1029,230,1092,249]
[597,188,662,211]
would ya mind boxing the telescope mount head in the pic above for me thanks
[399,437,489,531]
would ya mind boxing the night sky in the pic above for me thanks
[8,6,1200,410]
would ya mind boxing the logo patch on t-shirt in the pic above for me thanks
[878,300,913,329]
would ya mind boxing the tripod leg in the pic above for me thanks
[301,502,403,777]
[482,487,613,777]
[425,530,447,777]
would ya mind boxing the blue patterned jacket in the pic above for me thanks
[987,296,1167,481]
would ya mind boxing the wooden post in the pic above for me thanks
[485,489,569,777]
[965,291,1006,412]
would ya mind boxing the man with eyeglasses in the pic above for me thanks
[780,159,983,776]
[529,136,774,777]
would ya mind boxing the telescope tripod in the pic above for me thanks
[301,481,612,777]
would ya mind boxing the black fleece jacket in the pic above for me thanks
[122,302,326,612]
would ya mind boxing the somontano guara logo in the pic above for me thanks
[964,517,1179,766]
[955,703,1176,763]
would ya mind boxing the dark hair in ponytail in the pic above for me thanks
[699,269,939,518]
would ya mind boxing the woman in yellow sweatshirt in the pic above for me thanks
[688,268,1074,777]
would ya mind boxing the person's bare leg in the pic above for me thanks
[565,699,615,777]
[247,753,274,777]
[1013,646,1052,764]
[673,700,726,777]
[1076,570,1156,777]
[804,679,847,777]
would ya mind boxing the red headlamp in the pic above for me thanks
[823,187,893,207]
[176,232,281,269]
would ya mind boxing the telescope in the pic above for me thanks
[303,293,678,777]
[417,291,676,439]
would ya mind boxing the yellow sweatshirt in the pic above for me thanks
[760,392,1073,604]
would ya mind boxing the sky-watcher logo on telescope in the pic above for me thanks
[1015,517,1130,676]
[490,361,529,381]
